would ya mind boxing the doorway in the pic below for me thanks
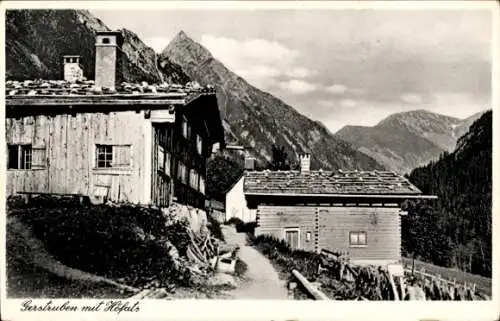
[284,228,300,250]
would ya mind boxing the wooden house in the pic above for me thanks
[244,154,436,265]
[5,31,225,210]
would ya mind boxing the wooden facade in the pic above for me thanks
[5,93,224,209]
[253,202,402,264]
[244,169,436,265]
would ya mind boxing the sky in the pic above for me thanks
[90,8,493,133]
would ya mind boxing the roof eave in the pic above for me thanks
[243,192,438,199]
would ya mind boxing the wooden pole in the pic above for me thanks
[387,270,400,301]
[412,253,415,275]
[292,269,330,300]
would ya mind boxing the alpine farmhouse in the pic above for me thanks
[244,154,437,265]
[5,31,225,210]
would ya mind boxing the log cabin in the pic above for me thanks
[5,31,225,210]
[244,154,437,265]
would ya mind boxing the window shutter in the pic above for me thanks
[112,145,131,167]
[32,147,46,169]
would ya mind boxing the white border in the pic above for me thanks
[1,1,499,321]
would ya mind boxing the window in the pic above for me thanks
[158,146,165,171]
[8,144,32,170]
[189,169,199,190]
[196,134,203,155]
[95,145,131,169]
[102,37,110,44]
[96,145,113,168]
[349,231,367,247]
[182,116,189,139]
[177,162,188,184]
[199,176,205,195]
[306,232,312,242]
[158,146,172,176]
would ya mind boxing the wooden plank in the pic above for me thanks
[292,270,330,300]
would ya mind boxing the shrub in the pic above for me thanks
[11,200,193,288]
[207,214,224,241]
[225,217,244,226]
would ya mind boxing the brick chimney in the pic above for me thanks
[95,31,121,90]
[244,156,255,171]
[63,56,84,82]
[299,153,311,172]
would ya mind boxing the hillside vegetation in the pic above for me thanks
[403,111,492,277]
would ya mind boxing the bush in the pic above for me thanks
[238,222,257,234]
[225,217,244,226]
[252,234,321,280]
[10,200,193,288]
[207,214,224,241]
[224,217,257,234]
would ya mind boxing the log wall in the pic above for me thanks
[5,110,150,204]
[255,204,401,262]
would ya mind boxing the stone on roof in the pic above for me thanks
[5,79,215,97]
[243,170,422,195]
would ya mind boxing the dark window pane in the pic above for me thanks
[8,145,19,169]
[96,145,113,168]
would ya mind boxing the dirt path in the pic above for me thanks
[221,225,289,299]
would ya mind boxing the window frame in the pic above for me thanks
[7,144,33,170]
[96,144,113,169]
[93,144,133,175]
[349,231,367,247]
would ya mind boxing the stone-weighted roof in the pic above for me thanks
[244,169,423,196]
[5,79,214,97]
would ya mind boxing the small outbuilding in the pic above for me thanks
[243,154,436,265]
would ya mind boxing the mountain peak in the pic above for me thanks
[163,30,213,65]
[172,30,193,43]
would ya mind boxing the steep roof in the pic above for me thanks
[244,169,426,197]
[5,79,225,147]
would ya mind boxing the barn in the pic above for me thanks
[5,31,225,210]
[244,154,437,265]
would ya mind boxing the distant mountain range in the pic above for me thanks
[335,109,488,173]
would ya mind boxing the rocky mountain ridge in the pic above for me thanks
[6,10,189,84]
[160,31,384,171]
[335,109,487,173]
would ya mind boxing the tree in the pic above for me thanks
[270,144,292,170]
[403,111,492,277]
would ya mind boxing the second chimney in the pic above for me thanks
[245,156,256,171]
[95,31,121,90]
[63,55,84,83]
[299,153,311,172]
